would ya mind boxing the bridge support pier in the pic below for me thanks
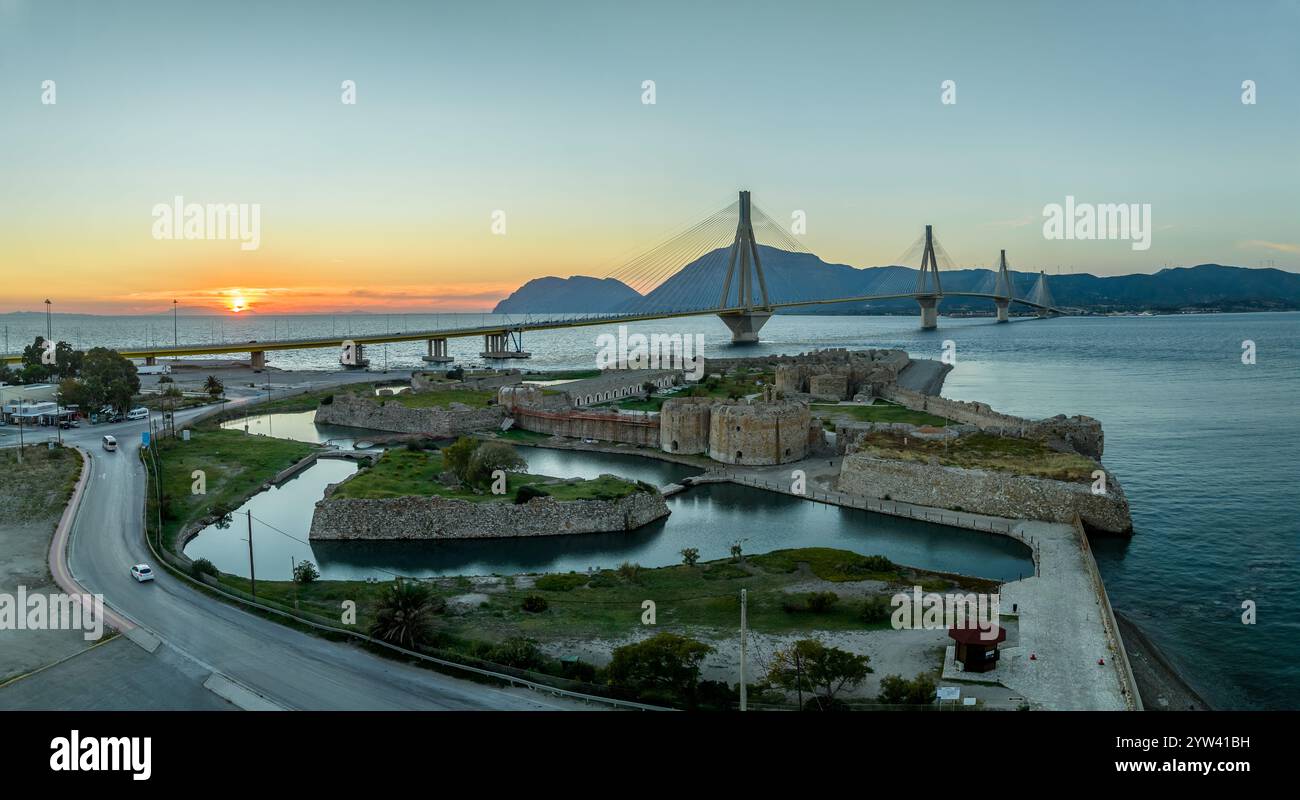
[995,299,1010,323]
[250,350,266,371]
[144,356,157,366]
[916,296,939,330]
[480,332,531,359]
[422,337,453,364]
[1036,306,1051,319]
[719,311,772,344]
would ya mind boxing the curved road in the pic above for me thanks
[22,388,585,710]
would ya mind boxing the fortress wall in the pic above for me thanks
[314,392,506,436]
[882,386,1105,459]
[511,406,660,447]
[659,397,711,454]
[708,401,811,466]
[838,453,1132,534]
[310,489,670,541]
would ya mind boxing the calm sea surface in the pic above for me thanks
[10,309,1297,709]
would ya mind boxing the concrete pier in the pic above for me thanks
[250,350,266,371]
[916,296,939,330]
[480,332,531,359]
[718,310,772,344]
[422,337,453,364]
[995,299,1010,323]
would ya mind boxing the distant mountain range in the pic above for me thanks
[492,246,1300,315]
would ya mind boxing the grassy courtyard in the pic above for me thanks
[330,447,644,503]
[812,400,951,428]
[859,430,1096,482]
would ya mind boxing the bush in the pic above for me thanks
[680,547,700,567]
[190,558,218,579]
[877,673,938,705]
[515,484,550,504]
[783,591,839,614]
[617,561,641,583]
[861,595,893,623]
[521,595,549,613]
[320,394,334,405]
[293,560,320,584]
[483,637,546,670]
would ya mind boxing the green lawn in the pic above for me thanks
[860,430,1096,482]
[225,546,997,642]
[811,401,951,427]
[522,369,602,381]
[385,388,495,409]
[330,448,643,503]
[149,425,318,550]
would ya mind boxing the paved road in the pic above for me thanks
[4,379,588,710]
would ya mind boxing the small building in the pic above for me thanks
[948,623,1008,673]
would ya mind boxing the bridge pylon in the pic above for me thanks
[1032,271,1055,317]
[717,190,773,344]
[914,224,943,330]
[994,248,1013,323]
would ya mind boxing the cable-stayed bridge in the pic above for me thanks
[2,190,1068,367]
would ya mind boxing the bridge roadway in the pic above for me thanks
[1,292,1065,364]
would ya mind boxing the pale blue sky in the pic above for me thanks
[1,0,1297,312]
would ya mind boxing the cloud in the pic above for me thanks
[1238,240,1300,254]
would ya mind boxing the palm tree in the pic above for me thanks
[370,580,442,649]
[203,375,224,398]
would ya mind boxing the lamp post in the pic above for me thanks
[44,299,52,343]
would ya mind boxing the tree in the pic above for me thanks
[54,341,82,378]
[730,540,744,562]
[292,560,320,584]
[641,380,658,396]
[370,579,442,649]
[203,375,224,399]
[467,439,526,486]
[876,673,937,705]
[57,377,92,411]
[607,632,712,706]
[80,347,139,412]
[441,436,479,483]
[680,547,700,567]
[769,639,872,711]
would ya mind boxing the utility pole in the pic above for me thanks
[173,299,178,348]
[739,588,748,711]
[246,510,257,599]
[44,299,52,343]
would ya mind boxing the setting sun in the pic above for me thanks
[230,295,247,313]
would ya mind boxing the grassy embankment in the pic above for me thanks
[331,447,643,503]
[148,423,317,551]
[812,400,951,429]
[220,546,997,642]
[859,430,1096,482]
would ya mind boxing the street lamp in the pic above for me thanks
[44,299,52,343]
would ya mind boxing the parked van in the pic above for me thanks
[127,407,149,421]
[102,435,117,452]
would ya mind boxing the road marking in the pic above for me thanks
[203,673,285,711]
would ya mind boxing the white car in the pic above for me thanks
[127,407,150,421]
[130,564,155,582]
[102,435,117,452]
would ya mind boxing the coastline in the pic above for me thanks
[1113,610,1212,711]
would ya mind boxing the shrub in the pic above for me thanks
[782,591,839,614]
[190,558,218,579]
[484,637,546,670]
[680,547,700,567]
[320,394,334,405]
[293,560,320,584]
[515,484,550,504]
[877,673,938,705]
[617,561,641,582]
[861,595,893,623]
[521,595,549,613]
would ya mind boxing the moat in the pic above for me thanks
[183,428,1034,582]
